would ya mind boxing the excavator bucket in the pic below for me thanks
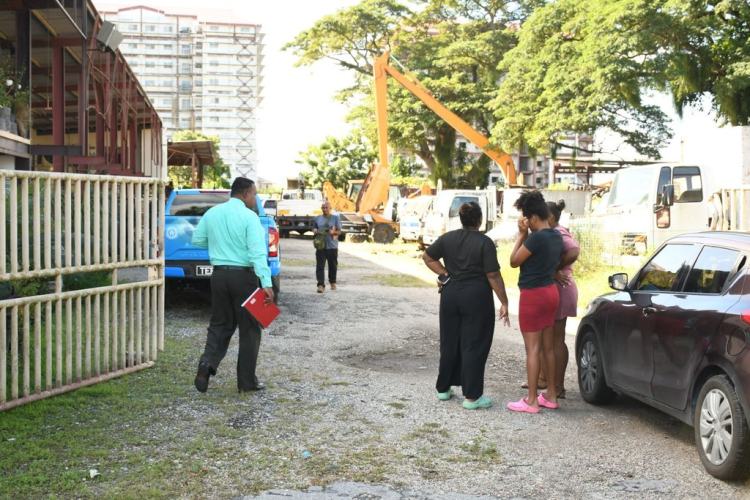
[323,181,356,212]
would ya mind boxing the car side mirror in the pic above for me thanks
[609,273,629,291]
[661,184,674,207]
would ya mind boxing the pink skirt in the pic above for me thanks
[519,284,559,333]
[555,279,578,320]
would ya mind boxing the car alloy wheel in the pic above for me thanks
[699,388,733,466]
[576,329,615,405]
[580,340,598,395]
[694,375,750,479]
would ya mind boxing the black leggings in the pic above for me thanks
[437,278,495,399]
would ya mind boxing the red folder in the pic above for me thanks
[242,288,280,328]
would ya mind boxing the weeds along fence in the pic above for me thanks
[0,171,166,411]
[567,216,648,273]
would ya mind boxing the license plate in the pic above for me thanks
[298,222,306,227]
[196,265,213,277]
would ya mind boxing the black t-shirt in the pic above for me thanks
[425,229,500,282]
[518,228,563,289]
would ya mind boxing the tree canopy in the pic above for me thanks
[285,0,538,186]
[168,130,231,189]
[288,0,750,177]
[297,132,377,190]
[492,0,750,158]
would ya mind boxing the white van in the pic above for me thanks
[399,196,435,243]
[422,189,497,246]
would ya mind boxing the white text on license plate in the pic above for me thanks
[196,266,214,276]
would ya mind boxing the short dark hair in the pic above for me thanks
[547,199,566,222]
[459,201,483,229]
[231,177,255,196]
[513,190,549,220]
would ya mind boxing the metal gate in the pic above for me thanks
[719,186,750,232]
[0,171,165,411]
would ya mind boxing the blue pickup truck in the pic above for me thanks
[164,189,281,300]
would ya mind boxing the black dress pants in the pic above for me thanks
[436,278,495,400]
[200,268,262,390]
[315,248,338,287]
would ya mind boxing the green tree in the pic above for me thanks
[168,130,231,188]
[491,0,750,158]
[389,154,422,177]
[297,132,377,190]
[285,0,537,186]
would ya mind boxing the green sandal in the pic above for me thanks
[462,396,492,409]
[437,388,454,401]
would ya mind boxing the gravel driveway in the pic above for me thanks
[198,236,748,499]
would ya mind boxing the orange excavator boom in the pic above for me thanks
[373,52,517,185]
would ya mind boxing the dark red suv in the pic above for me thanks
[576,232,750,479]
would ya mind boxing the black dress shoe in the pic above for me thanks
[194,363,212,393]
[238,383,265,393]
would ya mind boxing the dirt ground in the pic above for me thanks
[228,237,748,499]
[3,236,750,499]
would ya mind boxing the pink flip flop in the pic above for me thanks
[507,397,540,414]
[538,393,559,409]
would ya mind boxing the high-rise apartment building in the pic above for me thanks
[102,6,264,180]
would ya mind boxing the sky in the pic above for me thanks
[97,0,361,184]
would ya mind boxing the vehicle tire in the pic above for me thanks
[371,223,396,244]
[280,229,289,239]
[577,329,616,404]
[694,375,750,480]
[271,275,280,305]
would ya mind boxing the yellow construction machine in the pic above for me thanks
[325,52,517,243]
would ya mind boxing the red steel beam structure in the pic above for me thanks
[52,46,65,172]
[24,0,162,177]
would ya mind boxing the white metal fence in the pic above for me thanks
[0,171,165,411]
[718,186,750,232]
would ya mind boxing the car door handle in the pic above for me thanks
[643,307,658,316]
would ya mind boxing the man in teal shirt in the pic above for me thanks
[192,178,273,393]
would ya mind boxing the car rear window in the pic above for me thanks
[683,246,740,294]
[264,200,277,208]
[169,194,229,216]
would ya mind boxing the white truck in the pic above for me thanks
[582,125,750,253]
[277,189,324,238]
[422,189,498,246]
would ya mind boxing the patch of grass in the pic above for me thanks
[281,259,316,267]
[0,335,198,498]
[360,273,433,288]
[347,240,422,256]
[386,402,405,410]
[459,438,499,462]
[407,423,449,440]
[320,380,351,387]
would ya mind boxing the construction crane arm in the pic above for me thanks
[374,52,517,185]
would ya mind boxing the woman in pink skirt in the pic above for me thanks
[547,200,580,399]
[507,191,563,413]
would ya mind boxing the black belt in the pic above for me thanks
[213,265,253,271]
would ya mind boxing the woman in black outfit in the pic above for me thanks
[422,202,511,409]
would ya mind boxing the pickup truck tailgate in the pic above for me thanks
[164,215,207,261]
